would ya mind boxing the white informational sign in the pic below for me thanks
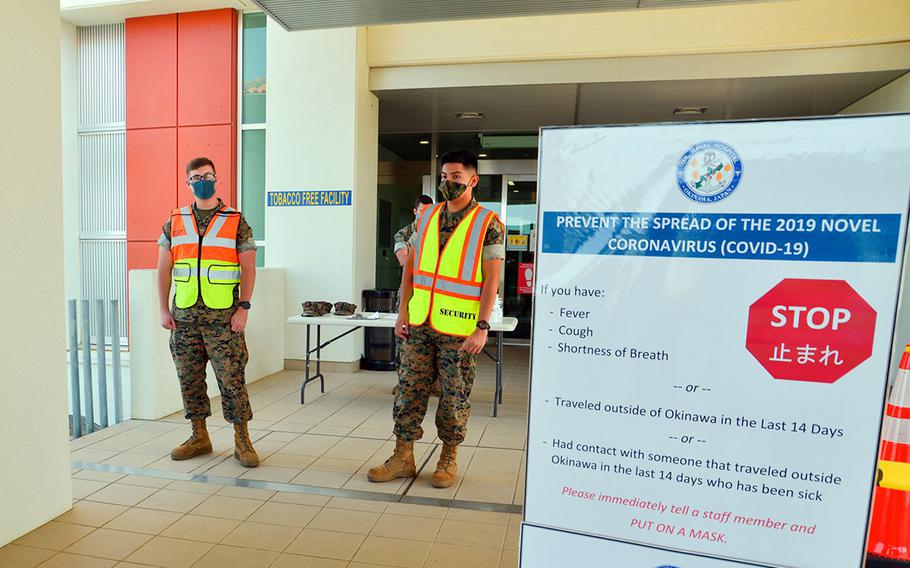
[523,115,910,568]
[521,525,747,567]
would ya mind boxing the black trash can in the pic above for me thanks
[361,289,397,371]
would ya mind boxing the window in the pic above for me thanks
[240,12,266,267]
[242,12,267,124]
[77,23,128,339]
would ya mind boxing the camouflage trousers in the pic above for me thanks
[393,324,476,445]
[169,309,252,424]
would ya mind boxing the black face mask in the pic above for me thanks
[439,180,469,201]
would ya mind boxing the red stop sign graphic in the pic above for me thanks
[746,279,877,383]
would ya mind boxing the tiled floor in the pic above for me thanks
[4,348,530,567]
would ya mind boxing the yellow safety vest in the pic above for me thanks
[409,203,496,337]
[170,205,242,309]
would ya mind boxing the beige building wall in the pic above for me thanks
[61,21,81,307]
[265,24,379,362]
[0,0,73,546]
[367,0,910,67]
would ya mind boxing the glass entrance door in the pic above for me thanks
[502,174,537,342]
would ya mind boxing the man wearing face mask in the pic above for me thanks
[393,195,435,272]
[369,150,504,488]
[156,157,260,467]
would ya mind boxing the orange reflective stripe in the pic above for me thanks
[433,288,483,301]
[201,246,239,263]
[435,273,474,284]
[433,274,483,299]
[172,244,197,261]
[470,212,495,280]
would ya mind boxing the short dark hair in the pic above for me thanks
[439,150,478,173]
[186,157,216,177]
[414,195,434,210]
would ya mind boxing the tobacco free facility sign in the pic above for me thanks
[267,190,351,207]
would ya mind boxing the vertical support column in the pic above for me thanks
[110,299,123,424]
[0,0,73,542]
[68,300,82,438]
[95,300,108,429]
[80,300,94,434]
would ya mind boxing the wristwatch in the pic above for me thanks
[476,320,491,331]
[239,301,252,310]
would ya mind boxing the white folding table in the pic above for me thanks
[286,314,518,417]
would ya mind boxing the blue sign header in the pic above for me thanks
[541,212,901,263]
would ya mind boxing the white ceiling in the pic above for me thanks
[60,0,254,26]
[253,0,774,31]
[376,71,907,133]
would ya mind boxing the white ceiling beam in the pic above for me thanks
[61,0,254,26]
[370,43,910,92]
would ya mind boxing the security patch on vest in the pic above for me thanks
[439,309,477,320]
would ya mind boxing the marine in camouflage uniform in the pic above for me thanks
[392,222,414,371]
[369,164,505,489]
[394,199,504,446]
[159,199,256,424]
[392,222,414,314]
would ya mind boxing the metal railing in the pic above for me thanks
[67,299,124,438]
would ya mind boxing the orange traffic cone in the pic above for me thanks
[867,344,910,562]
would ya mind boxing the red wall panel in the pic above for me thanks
[177,9,237,127]
[127,241,161,271]
[178,124,235,207]
[125,15,177,129]
[127,128,178,241]
[126,8,237,273]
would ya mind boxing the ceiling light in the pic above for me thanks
[507,180,515,186]
[673,106,708,116]
[512,189,519,193]
[478,153,488,158]
[419,140,429,145]
[456,112,484,120]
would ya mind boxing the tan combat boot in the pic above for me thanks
[367,438,416,482]
[170,418,212,460]
[234,422,260,468]
[432,444,458,488]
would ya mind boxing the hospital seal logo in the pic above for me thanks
[676,141,743,203]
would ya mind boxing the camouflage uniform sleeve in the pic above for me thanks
[393,224,413,253]
[236,215,257,253]
[482,215,505,261]
[158,218,172,249]
[407,219,421,248]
